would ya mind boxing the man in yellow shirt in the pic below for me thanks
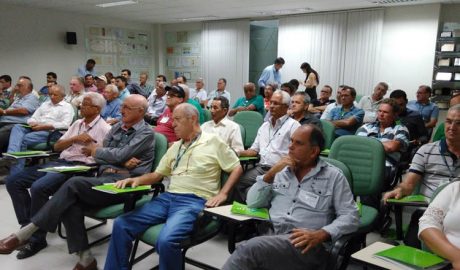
[104,103,243,270]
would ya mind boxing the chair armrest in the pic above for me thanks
[325,234,353,270]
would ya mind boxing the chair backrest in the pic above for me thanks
[320,119,336,149]
[237,123,246,147]
[321,157,353,191]
[203,109,212,122]
[152,132,168,171]
[329,135,385,196]
[432,122,445,142]
[233,111,264,149]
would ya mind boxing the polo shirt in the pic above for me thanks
[232,95,265,116]
[328,105,364,136]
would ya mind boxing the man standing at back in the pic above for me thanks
[77,59,97,77]
[258,57,285,96]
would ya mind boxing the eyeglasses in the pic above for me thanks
[81,103,98,108]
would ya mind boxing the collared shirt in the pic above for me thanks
[139,83,154,98]
[59,116,111,164]
[95,119,155,176]
[295,113,323,129]
[232,95,265,116]
[207,90,231,108]
[201,117,244,152]
[147,89,167,118]
[409,140,460,197]
[156,132,240,200]
[407,100,439,124]
[0,92,39,124]
[247,160,359,242]
[101,98,122,120]
[118,88,130,101]
[77,66,97,77]
[85,85,98,93]
[250,115,300,166]
[320,102,339,120]
[195,89,207,102]
[312,98,335,107]
[64,91,85,108]
[327,105,364,136]
[357,95,383,123]
[27,100,75,129]
[258,64,281,88]
[398,108,429,143]
[154,108,176,142]
[356,121,410,166]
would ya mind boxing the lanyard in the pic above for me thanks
[267,118,288,147]
[77,117,101,135]
[173,133,201,170]
[439,143,456,180]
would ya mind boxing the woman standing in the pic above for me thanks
[300,62,319,100]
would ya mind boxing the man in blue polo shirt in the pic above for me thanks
[407,85,439,134]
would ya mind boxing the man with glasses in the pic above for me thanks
[4,92,110,259]
[407,85,439,133]
[207,78,231,108]
[0,94,155,270]
[154,86,186,143]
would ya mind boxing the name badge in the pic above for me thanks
[299,190,320,208]
[159,116,169,124]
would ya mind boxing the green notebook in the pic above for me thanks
[3,151,49,158]
[92,183,151,194]
[320,149,330,156]
[239,156,259,161]
[38,165,93,173]
[374,245,448,270]
[387,195,430,204]
[230,201,269,220]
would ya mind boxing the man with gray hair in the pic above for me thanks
[65,77,86,108]
[3,84,75,175]
[101,84,122,125]
[3,92,111,259]
[236,90,300,203]
[145,81,167,125]
[104,103,243,269]
[0,95,155,270]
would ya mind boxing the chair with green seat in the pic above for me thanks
[233,111,263,149]
[320,119,336,150]
[202,109,212,122]
[128,172,230,270]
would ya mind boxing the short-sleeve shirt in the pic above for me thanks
[154,108,176,142]
[207,90,231,108]
[407,100,439,124]
[0,92,39,124]
[201,117,244,152]
[328,105,364,136]
[155,132,240,199]
[232,95,265,116]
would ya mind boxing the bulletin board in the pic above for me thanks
[164,30,201,82]
[84,26,153,79]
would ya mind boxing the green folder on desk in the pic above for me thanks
[387,195,430,204]
[3,151,49,159]
[92,183,151,194]
[230,201,269,220]
[239,156,258,161]
[38,166,93,173]
[374,245,448,270]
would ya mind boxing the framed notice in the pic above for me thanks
[441,43,455,52]
[436,72,452,81]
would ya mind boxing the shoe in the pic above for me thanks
[72,259,97,270]
[16,241,47,259]
[0,234,28,254]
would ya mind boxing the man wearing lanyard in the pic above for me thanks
[236,90,300,203]
[383,104,460,248]
[4,92,111,259]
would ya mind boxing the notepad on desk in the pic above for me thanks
[230,201,269,220]
[387,195,430,204]
[92,183,151,194]
[3,151,50,159]
[38,165,94,173]
[373,245,448,270]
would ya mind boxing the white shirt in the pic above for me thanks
[357,95,382,123]
[27,100,75,129]
[201,117,244,152]
[147,89,167,117]
[65,91,85,107]
[195,89,208,102]
[250,114,300,166]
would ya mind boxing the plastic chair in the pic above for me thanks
[233,111,263,149]
[203,109,212,123]
[320,119,336,149]
[432,122,445,142]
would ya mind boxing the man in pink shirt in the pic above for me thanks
[4,92,111,259]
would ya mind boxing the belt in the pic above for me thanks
[102,168,130,175]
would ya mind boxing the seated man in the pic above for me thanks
[121,69,142,96]
[104,103,243,270]
[383,104,460,248]
[0,74,13,109]
[144,81,167,125]
[5,84,75,175]
[5,92,111,259]
[357,82,388,123]
[223,125,359,270]
[94,75,107,94]
[321,85,346,120]
[201,96,244,152]
[154,86,185,143]
[194,78,207,108]
[290,92,322,129]
[325,86,364,137]
[138,72,154,98]
[84,74,97,92]
[38,72,57,103]
[236,90,300,203]
[101,84,122,125]
[0,95,155,270]
[432,94,460,142]
[207,78,231,108]
[228,82,265,117]
[179,83,205,124]
[407,85,439,134]
[0,76,40,154]
[115,76,130,101]
[308,85,335,117]
[65,77,86,108]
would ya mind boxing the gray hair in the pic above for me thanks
[50,84,66,96]
[178,83,190,99]
[273,89,291,105]
[84,92,106,111]
[449,103,460,113]
[71,76,84,85]
[105,84,119,94]
[293,92,311,105]
[176,103,199,120]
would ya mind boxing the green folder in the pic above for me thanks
[38,165,93,173]
[320,149,330,156]
[92,183,151,194]
[230,201,269,220]
[374,245,448,270]
[239,156,259,161]
[3,151,49,158]
[387,195,430,204]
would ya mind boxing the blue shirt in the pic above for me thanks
[77,66,97,77]
[118,88,130,101]
[101,98,122,120]
[258,64,281,88]
[327,105,364,136]
[407,100,439,124]
[0,92,39,124]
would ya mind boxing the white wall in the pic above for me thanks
[0,4,153,91]
[377,4,440,99]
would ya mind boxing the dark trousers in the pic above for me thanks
[5,160,87,244]
[0,123,15,153]
[30,173,127,253]
[234,165,270,203]
[403,209,424,248]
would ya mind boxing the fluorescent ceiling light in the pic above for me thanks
[258,8,313,16]
[96,0,137,8]
[180,16,219,21]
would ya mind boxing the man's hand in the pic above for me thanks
[30,124,51,131]
[81,142,97,157]
[205,193,227,208]
[73,133,96,144]
[263,156,296,183]
[114,177,139,189]
[106,118,119,125]
[382,187,403,204]
[289,229,330,254]
[123,157,141,170]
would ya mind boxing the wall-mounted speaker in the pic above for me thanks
[66,32,77,45]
